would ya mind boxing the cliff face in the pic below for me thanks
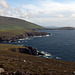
[9,46,38,56]
[0,31,50,42]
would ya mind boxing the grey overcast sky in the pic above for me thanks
[0,0,75,27]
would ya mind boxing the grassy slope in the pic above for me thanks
[0,16,43,30]
[0,16,46,40]
[0,44,24,50]
[0,44,75,75]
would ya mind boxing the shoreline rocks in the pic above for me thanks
[0,31,51,42]
[0,68,5,74]
[9,46,45,56]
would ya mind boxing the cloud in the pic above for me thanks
[22,0,75,18]
[0,0,12,16]
[28,17,75,27]
[0,0,11,9]
[55,14,64,18]
[38,11,45,14]
[0,0,75,27]
[22,0,75,27]
[70,14,75,18]
[0,0,30,19]
[0,9,6,16]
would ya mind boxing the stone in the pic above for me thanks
[0,68,5,73]
[72,71,75,74]
[24,60,26,63]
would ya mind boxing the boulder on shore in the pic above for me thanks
[0,68,5,73]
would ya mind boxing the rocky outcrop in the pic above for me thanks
[0,31,50,42]
[9,46,45,56]
[18,47,37,55]
[0,68,5,74]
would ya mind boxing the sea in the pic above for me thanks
[3,30,75,62]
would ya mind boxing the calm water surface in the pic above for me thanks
[3,30,75,62]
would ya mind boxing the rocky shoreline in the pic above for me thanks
[0,31,50,58]
[0,31,50,42]
[9,46,45,56]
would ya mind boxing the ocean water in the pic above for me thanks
[3,30,75,62]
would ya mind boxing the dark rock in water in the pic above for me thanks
[26,46,38,55]
[18,47,37,56]
[38,52,45,56]
[0,68,5,73]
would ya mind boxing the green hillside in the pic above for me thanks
[0,16,49,42]
[0,16,44,30]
